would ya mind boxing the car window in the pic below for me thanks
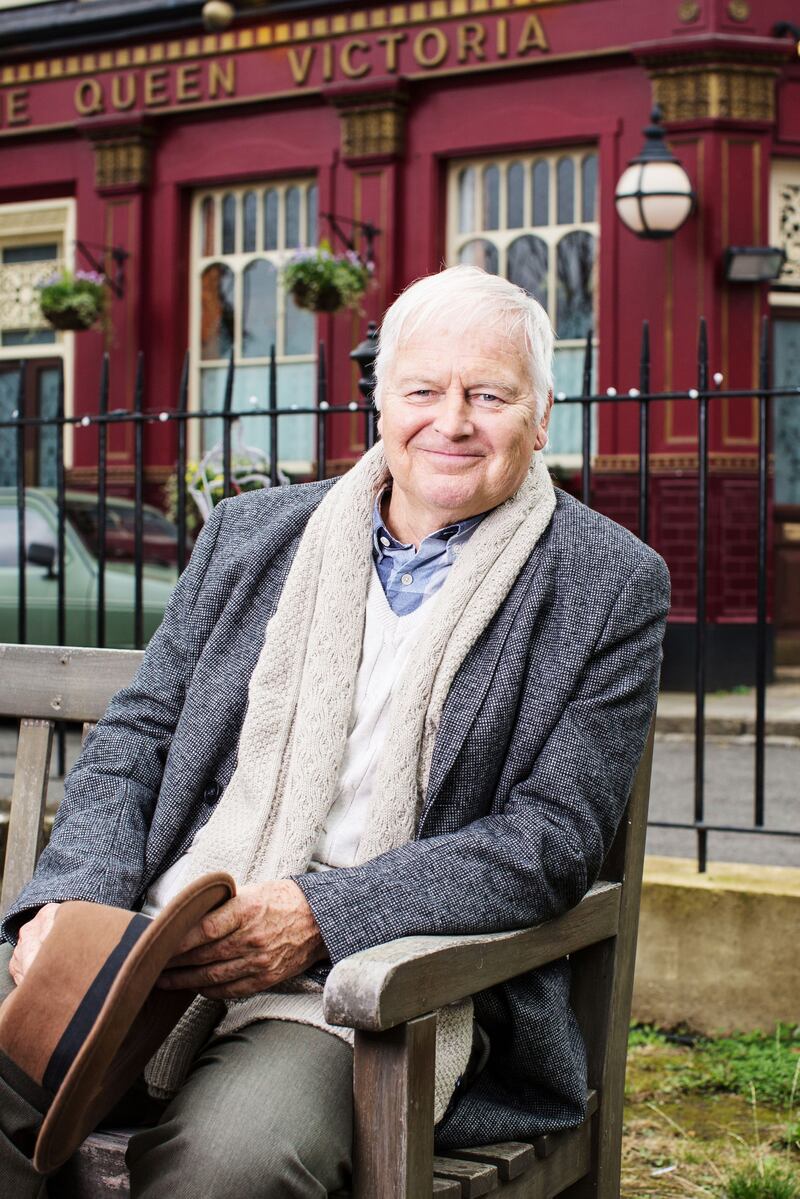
[65,498,188,567]
[0,508,55,568]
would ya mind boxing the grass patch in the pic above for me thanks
[623,1026,800,1197]
[628,1025,800,1107]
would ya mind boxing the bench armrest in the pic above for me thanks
[323,880,621,1032]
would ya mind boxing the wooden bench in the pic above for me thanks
[0,642,656,1199]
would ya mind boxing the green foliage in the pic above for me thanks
[724,1157,799,1198]
[38,269,106,330]
[283,240,372,313]
[629,1025,800,1108]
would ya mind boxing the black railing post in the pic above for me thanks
[222,347,235,499]
[269,344,279,488]
[755,315,769,828]
[581,329,593,507]
[55,363,67,775]
[638,321,650,544]
[14,363,26,645]
[316,341,328,482]
[97,353,109,648]
[351,321,379,448]
[176,351,189,574]
[133,351,145,651]
[694,317,709,873]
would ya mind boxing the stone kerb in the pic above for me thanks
[633,856,800,1034]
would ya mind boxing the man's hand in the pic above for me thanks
[156,880,326,1000]
[8,903,60,986]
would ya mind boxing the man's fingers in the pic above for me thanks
[173,897,243,954]
[166,933,246,968]
[155,956,258,991]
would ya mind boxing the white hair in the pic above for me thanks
[373,265,554,423]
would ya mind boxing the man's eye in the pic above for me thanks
[410,389,435,398]
[474,393,504,406]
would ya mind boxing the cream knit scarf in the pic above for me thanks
[145,441,556,1119]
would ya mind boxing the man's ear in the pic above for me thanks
[534,390,553,451]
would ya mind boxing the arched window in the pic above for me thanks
[458,238,499,274]
[507,235,548,311]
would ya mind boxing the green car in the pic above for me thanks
[0,488,188,648]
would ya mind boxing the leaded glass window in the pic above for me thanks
[191,181,319,474]
[448,149,599,464]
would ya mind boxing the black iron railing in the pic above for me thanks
[1,321,798,872]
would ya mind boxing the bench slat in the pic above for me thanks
[433,1180,463,1198]
[0,645,142,722]
[432,1157,498,1197]
[1,719,53,913]
[444,1141,535,1182]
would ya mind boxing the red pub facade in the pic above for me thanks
[1,0,799,683]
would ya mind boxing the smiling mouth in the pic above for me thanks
[419,448,484,458]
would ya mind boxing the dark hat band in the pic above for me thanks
[42,913,151,1094]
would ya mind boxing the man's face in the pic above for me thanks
[377,321,551,527]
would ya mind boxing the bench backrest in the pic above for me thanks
[0,645,143,912]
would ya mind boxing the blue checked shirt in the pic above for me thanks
[372,486,486,616]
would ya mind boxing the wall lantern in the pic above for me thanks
[723,246,787,283]
[615,106,695,240]
[202,1,235,31]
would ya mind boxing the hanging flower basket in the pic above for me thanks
[283,241,372,315]
[38,270,107,332]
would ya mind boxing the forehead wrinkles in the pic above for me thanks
[391,332,533,390]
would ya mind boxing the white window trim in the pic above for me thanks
[769,158,800,307]
[189,180,318,471]
[0,197,76,468]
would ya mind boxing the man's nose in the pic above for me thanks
[433,390,474,439]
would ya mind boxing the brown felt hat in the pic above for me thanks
[0,871,235,1174]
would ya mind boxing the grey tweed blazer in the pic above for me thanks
[2,478,670,1150]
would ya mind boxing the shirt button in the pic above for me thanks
[380,536,391,547]
[401,573,413,585]
[452,545,462,556]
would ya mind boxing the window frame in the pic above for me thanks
[446,147,599,470]
[189,179,319,474]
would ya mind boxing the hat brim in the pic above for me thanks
[33,871,235,1174]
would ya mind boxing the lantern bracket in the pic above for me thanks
[320,212,379,268]
[74,240,129,299]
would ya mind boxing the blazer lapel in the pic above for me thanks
[420,539,551,829]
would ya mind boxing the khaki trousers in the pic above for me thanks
[0,942,353,1198]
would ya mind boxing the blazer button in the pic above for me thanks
[202,780,222,805]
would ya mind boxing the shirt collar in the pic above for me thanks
[371,484,485,558]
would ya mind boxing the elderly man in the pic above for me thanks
[0,265,670,1197]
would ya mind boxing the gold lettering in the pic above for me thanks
[322,43,334,82]
[457,22,486,64]
[176,63,201,103]
[288,46,315,85]
[413,27,448,69]
[111,74,136,111]
[516,14,548,55]
[74,78,104,116]
[144,67,169,106]
[497,16,508,58]
[7,88,30,126]
[209,58,236,98]
[341,39,371,79]
[378,31,406,73]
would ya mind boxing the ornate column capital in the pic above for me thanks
[82,119,155,193]
[327,83,408,163]
[633,34,791,123]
